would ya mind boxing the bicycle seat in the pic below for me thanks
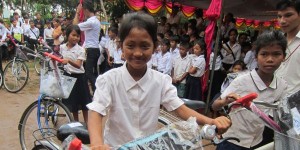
[181,98,206,110]
[57,122,90,144]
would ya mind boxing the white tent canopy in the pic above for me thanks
[176,0,278,21]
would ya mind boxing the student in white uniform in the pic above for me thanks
[157,38,172,75]
[186,39,206,101]
[60,25,91,123]
[171,42,191,98]
[212,30,288,150]
[43,21,54,47]
[24,20,39,51]
[220,28,241,71]
[87,12,231,149]
[10,19,24,43]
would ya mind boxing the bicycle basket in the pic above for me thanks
[16,47,28,61]
[40,61,76,99]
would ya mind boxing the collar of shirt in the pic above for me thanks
[250,69,277,91]
[61,43,80,52]
[296,31,300,39]
[227,41,239,48]
[121,63,149,92]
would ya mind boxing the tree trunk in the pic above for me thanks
[100,0,108,22]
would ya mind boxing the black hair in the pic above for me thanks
[165,30,174,37]
[119,12,157,45]
[180,42,190,50]
[228,28,238,36]
[108,26,118,35]
[157,33,164,39]
[82,0,95,13]
[195,9,203,18]
[66,25,81,41]
[254,30,287,57]
[232,60,246,70]
[194,39,207,60]
[188,19,197,27]
[276,0,300,13]
[180,35,190,44]
[161,38,170,47]
[170,35,180,43]
[52,18,60,23]
[241,42,252,50]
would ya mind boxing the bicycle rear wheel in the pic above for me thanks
[18,98,74,150]
[3,60,29,93]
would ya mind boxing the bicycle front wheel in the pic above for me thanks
[0,71,3,89]
[18,99,74,150]
[34,56,44,75]
[3,60,29,93]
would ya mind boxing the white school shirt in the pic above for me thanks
[170,47,179,59]
[105,38,117,57]
[43,27,54,40]
[221,69,287,148]
[147,52,160,69]
[209,52,222,70]
[0,23,7,42]
[87,63,184,146]
[21,22,30,35]
[11,26,23,34]
[78,16,100,48]
[60,43,86,74]
[221,42,241,64]
[25,27,39,40]
[157,52,172,75]
[173,55,191,84]
[113,48,124,64]
[189,54,206,77]
[244,50,257,71]
[276,31,300,96]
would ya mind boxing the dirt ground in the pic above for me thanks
[0,62,216,150]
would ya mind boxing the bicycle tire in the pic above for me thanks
[18,99,74,150]
[0,71,3,89]
[31,145,54,150]
[3,60,29,93]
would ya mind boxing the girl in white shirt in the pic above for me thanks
[60,25,91,123]
[186,40,206,101]
[87,12,231,149]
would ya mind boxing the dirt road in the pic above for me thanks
[0,68,40,149]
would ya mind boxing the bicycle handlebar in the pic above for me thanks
[234,93,258,108]
[44,52,63,63]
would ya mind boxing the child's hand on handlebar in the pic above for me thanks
[212,116,232,134]
[224,93,240,105]
[61,58,70,65]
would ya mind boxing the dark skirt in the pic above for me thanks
[62,73,92,112]
[185,75,202,101]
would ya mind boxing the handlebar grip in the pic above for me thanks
[44,52,63,63]
[235,93,258,108]
[7,35,17,45]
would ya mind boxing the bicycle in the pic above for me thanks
[18,52,75,150]
[2,35,30,93]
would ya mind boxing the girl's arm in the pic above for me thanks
[61,59,83,69]
[188,66,197,74]
[88,110,110,150]
[174,105,231,134]
[52,27,62,39]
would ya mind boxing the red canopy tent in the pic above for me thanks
[124,0,197,17]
